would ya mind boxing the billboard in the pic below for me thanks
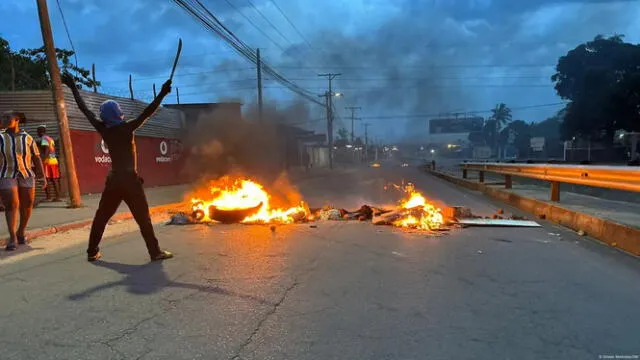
[530,137,545,152]
[429,116,484,134]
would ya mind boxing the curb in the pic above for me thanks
[0,201,187,247]
[427,170,640,257]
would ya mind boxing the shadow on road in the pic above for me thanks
[67,260,276,306]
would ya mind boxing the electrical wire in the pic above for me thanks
[269,0,316,54]
[245,0,293,47]
[171,0,324,106]
[54,0,78,72]
[221,0,287,52]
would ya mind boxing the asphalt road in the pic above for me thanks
[1,165,639,360]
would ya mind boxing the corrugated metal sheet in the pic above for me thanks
[0,89,185,139]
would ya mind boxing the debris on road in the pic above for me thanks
[168,176,547,234]
[457,218,542,227]
[577,230,586,236]
[166,212,198,225]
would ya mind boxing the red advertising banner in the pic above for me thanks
[70,130,185,194]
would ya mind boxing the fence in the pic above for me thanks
[460,162,640,202]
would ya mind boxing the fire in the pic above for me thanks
[392,183,444,230]
[190,177,308,224]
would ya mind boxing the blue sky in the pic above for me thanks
[1,0,640,141]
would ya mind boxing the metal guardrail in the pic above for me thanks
[460,162,640,201]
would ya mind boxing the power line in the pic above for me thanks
[273,64,557,70]
[99,67,255,84]
[269,0,320,55]
[54,0,78,71]
[245,0,293,47]
[358,103,567,120]
[221,0,287,53]
[171,0,323,106]
[243,0,320,79]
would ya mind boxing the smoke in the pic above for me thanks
[193,1,639,143]
[180,98,318,204]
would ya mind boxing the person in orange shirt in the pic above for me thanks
[36,125,61,202]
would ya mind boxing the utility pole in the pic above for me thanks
[36,0,82,208]
[345,106,361,143]
[364,122,370,161]
[10,57,15,91]
[318,73,341,169]
[257,48,263,122]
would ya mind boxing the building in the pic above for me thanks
[166,102,330,175]
[0,88,186,196]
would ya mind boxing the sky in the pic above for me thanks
[1,0,640,141]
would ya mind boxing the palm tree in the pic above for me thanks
[490,103,512,158]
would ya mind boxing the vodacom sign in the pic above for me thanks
[94,139,112,164]
[156,140,172,163]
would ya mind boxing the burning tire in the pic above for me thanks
[207,202,264,224]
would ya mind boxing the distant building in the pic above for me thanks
[427,116,484,147]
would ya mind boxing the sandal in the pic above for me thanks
[17,235,28,245]
[5,242,17,251]
[151,250,174,261]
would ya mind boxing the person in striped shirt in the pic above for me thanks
[0,111,47,251]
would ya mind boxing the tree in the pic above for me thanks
[337,128,349,141]
[490,103,512,129]
[552,34,640,146]
[467,118,499,148]
[0,36,98,91]
[489,103,512,157]
[531,114,564,157]
[499,120,531,158]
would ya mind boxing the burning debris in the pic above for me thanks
[189,177,309,225]
[168,176,538,231]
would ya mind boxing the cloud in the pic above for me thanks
[2,0,640,141]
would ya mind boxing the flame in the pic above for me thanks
[392,183,444,230]
[191,177,308,224]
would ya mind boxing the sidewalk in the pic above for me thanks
[0,184,189,241]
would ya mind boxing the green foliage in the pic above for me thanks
[552,34,640,144]
[0,36,99,91]
[337,128,349,140]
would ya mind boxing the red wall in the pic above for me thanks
[70,130,185,194]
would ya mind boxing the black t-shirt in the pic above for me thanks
[97,123,139,173]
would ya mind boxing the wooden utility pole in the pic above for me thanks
[364,122,370,161]
[256,48,263,122]
[318,73,341,169]
[91,63,97,92]
[345,106,361,143]
[36,0,82,207]
[176,87,180,104]
[128,74,134,100]
[10,57,16,91]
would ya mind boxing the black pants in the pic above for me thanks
[87,172,161,257]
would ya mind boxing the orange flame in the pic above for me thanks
[191,177,308,224]
[392,183,444,230]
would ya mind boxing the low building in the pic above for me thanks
[0,88,186,196]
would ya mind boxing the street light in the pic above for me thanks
[333,92,344,97]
